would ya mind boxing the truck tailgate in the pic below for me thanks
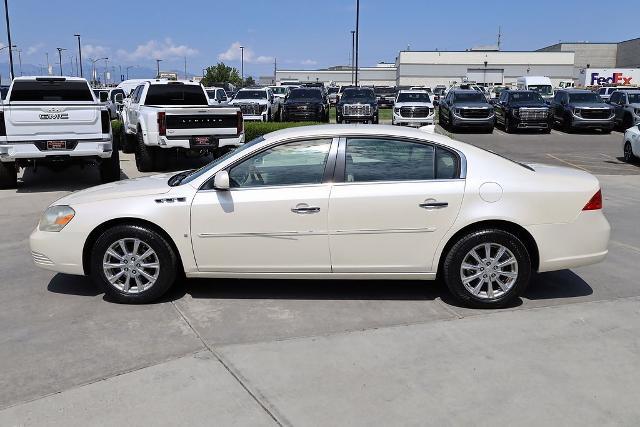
[162,106,239,137]
[5,103,104,141]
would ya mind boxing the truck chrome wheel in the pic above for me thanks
[102,238,160,294]
[460,243,518,299]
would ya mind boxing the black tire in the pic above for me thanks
[542,126,551,134]
[91,224,177,304]
[504,115,514,133]
[336,116,343,124]
[485,126,494,134]
[443,228,532,308]
[0,162,17,189]
[154,148,169,171]
[372,115,379,125]
[123,133,137,154]
[623,113,634,130]
[624,142,637,163]
[135,131,157,172]
[99,144,121,183]
[448,112,456,132]
[563,114,573,133]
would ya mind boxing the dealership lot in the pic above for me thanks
[1,129,640,425]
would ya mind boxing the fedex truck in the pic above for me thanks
[582,68,640,87]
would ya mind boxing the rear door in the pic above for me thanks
[5,79,102,141]
[328,137,465,273]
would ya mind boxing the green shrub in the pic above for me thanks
[244,121,322,142]
[111,119,123,135]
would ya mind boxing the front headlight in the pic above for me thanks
[394,108,400,114]
[39,205,75,232]
[573,108,581,116]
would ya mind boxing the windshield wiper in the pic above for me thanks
[168,169,196,187]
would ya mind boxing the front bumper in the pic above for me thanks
[284,109,323,121]
[30,227,86,275]
[526,210,610,272]
[570,116,615,129]
[514,119,550,129]
[392,112,434,127]
[0,139,113,163]
[452,113,495,127]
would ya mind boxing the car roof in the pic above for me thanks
[617,89,640,94]
[238,87,268,91]
[450,89,482,93]
[14,76,88,82]
[398,89,428,94]
[146,79,201,86]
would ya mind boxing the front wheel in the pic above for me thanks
[442,229,531,308]
[91,225,178,304]
[99,147,121,183]
[624,142,637,163]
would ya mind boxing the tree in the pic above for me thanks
[244,76,256,87]
[201,62,242,87]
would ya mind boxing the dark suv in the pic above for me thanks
[282,88,329,122]
[438,89,494,132]
[494,90,551,133]
[336,87,379,124]
[551,89,615,133]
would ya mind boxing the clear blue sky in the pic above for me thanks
[1,0,639,80]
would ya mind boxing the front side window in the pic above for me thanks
[609,92,621,104]
[217,89,227,100]
[229,139,332,188]
[345,138,436,183]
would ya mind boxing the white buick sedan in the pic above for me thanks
[30,125,610,308]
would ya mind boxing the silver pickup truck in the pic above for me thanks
[0,76,119,189]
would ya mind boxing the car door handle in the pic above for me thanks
[291,205,321,214]
[419,201,448,209]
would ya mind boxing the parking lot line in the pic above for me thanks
[493,129,507,136]
[550,130,566,136]
[545,154,589,171]
[610,240,640,254]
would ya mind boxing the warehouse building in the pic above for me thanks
[395,50,575,87]
[274,63,397,87]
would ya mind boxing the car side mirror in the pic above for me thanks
[114,93,124,104]
[99,91,108,103]
[214,170,230,190]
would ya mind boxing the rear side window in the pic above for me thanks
[9,80,93,102]
[144,84,208,105]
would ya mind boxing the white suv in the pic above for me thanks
[392,90,435,127]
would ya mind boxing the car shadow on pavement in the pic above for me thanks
[47,269,593,308]
[16,166,130,193]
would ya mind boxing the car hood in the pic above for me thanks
[54,173,173,206]
[570,103,611,109]
[453,102,492,108]
[394,101,434,108]
[285,100,323,106]
[511,102,548,108]
[229,99,268,105]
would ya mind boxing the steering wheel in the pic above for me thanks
[249,165,264,184]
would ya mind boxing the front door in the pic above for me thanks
[329,137,465,273]
[190,138,335,272]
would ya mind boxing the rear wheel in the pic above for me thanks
[123,133,137,154]
[91,224,177,304]
[0,162,17,189]
[563,114,573,133]
[135,132,157,172]
[443,229,531,308]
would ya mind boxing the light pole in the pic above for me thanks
[0,43,15,84]
[3,0,14,79]
[239,45,244,86]
[45,52,49,75]
[90,57,108,84]
[354,0,360,86]
[350,30,355,85]
[155,59,162,78]
[126,65,134,80]
[74,34,83,77]
[56,47,66,76]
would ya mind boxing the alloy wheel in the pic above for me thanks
[460,243,519,299]
[102,238,160,293]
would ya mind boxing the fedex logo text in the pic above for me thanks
[590,72,633,85]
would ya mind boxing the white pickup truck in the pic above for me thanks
[0,76,119,189]
[122,80,244,172]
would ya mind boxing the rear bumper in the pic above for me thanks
[155,133,245,149]
[526,210,610,272]
[0,139,113,162]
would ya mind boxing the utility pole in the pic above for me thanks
[355,0,360,86]
[16,48,21,76]
[126,65,134,80]
[497,26,502,51]
[350,30,355,85]
[56,47,66,76]
[75,56,79,77]
[74,34,83,77]
[184,56,187,80]
[273,57,277,84]
[155,59,162,78]
[45,52,49,75]
[3,0,14,79]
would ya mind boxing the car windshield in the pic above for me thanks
[374,87,396,96]
[234,90,267,100]
[528,85,553,96]
[178,136,266,186]
[271,87,288,95]
[627,94,640,103]
[569,92,603,104]
[510,92,544,102]
[397,92,430,103]
[434,88,446,95]
[327,87,339,94]
[453,92,486,103]
[144,84,208,105]
[288,89,322,100]
[341,89,375,102]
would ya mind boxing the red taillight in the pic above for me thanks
[237,111,244,136]
[583,190,602,211]
[157,112,166,136]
